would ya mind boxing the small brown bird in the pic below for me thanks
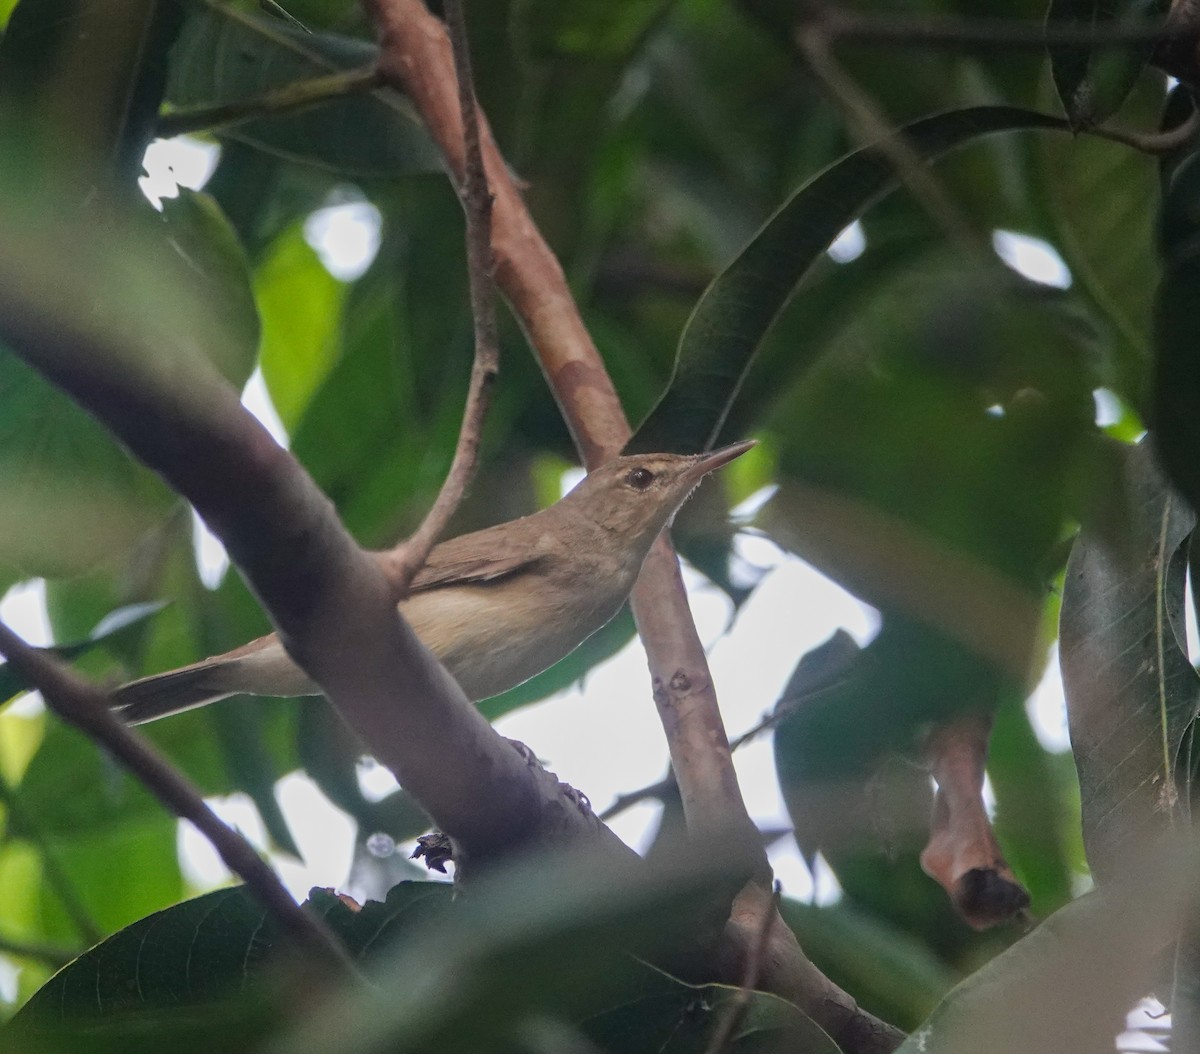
[112,441,754,724]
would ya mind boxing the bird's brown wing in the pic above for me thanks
[409,526,546,591]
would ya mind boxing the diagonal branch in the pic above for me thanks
[360,3,903,1050]
[381,0,499,591]
[0,188,632,883]
[0,621,352,971]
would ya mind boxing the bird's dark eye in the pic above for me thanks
[627,467,654,490]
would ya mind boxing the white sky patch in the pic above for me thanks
[192,509,229,590]
[304,199,382,282]
[1093,387,1123,428]
[138,137,221,209]
[1118,996,1171,1053]
[559,466,587,498]
[0,580,50,647]
[188,370,288,587]
[178,775,357,902]
[357,756,401,803]
[242,368,289,448]
[827,220,866,264]
[992,230,1072,289]
[1026,645,1071,753]
[494,546,877,891]
[1188,573,1200,665]
[0,957,19,1006]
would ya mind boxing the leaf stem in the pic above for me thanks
[0,769,103,946]
[155,66,385,140]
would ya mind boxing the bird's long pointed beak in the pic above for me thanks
[687,439,756,483]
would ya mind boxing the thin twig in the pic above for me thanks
[156,67,384,140]
[0,769,102,945]
[1087,107,1200,155]
[703,882,782,1054]
[600,681,846,823]
[0,931,79,968]
[0,622,355,974]
[797,23,988,263]
[821,10,1184,50]
[380,0,498,593]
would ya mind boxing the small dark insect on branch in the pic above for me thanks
[0,621,355,975]
[380,0,499,593]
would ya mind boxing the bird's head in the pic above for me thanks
[561,440,755,551]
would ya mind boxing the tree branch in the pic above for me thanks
[0,187,633,881]
[0,931,78,969]
[381,0,498,591]
[155,67,384,140]
[360,2,903,1049]
[0,621,353,971]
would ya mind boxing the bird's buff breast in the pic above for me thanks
[400,580,621,701]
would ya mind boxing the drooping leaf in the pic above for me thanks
[166,4,442,176]
[0,601,166,704]
[1059,440,1199,882]
[12,882,452,1027]
[628,106,1068,457]
[1046,0,1163,129]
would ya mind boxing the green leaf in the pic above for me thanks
[1154,116,1200,512]
[166,5,442,176]
[255,224,345,430]
[628,106,1068,457]
[895,868,1186,1054]
[269,844,755,1054]
[985,696,1079,915]
[0,179,258,577]
[0,601,166,704]
[779,897,959,1032]
[0,0,183,178]
[1046,0,1163,129]
[583,969,839,1054]
[1059,440,1199,882]
[12,882,453,1026]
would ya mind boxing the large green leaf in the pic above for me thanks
[0,601,165,704]
[0,0,182,179]
[166,4,442,176]
[1046,0,1163,129]
[895,866,1186,1054]
[255,224,345,430]
[1059,440,1199,882]
[0,183,258,576]
[11,883,452,1027]
[628,106,1068,457]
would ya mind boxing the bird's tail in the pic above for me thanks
[110,636,316,725]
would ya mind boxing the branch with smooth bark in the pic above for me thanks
[360,3,903,1050]
[0,621,351,970]
[381,0,498,591]
[0,204,630,882]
